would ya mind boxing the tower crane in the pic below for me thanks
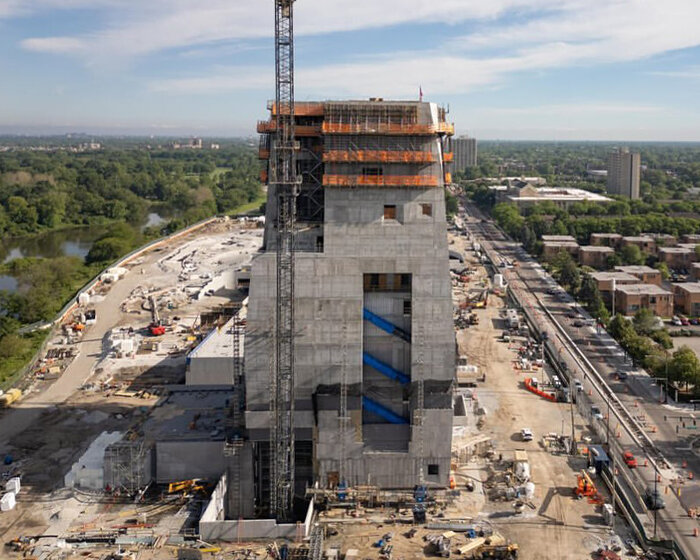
[270,0,299,522]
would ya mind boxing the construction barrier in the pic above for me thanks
[523,378,557,402]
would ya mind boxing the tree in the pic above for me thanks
[633,308,658,335]
[578,274,608,320]
[668,346,700,388]
[559,258,581,291]
[605,253,622,269]
[445,191,459,217]
[608,314,635,343]
[620,244,645,265]
[86,237,132,264]
[0,334,28,358]
[655,262,671,281]
[520,225,536,253]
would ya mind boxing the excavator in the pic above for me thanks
[167,479,206,495]
[148,295,166,336]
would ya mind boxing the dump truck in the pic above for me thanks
[0,389,22,409]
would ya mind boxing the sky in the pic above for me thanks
[1,0,699,140]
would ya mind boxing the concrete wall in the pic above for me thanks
[200,475,314,542]
[155,441,225,483]
[245,183,454,489]
[186,356,239,385]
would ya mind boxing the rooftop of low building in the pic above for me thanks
[615,283,672,296]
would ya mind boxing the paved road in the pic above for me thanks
[0,264,150,449]
[460,202,700,559]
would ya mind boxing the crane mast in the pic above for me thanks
[270,0,298,522]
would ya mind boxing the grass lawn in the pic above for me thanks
[0,331,47,391]
[231,193,266,215]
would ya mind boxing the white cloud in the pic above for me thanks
[22,36,86,54]
[16,0,576,59]
[12,0,700,102]
[649,66,700,79]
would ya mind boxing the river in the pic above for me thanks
[0,213,167,294]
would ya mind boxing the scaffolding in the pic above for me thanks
[323,175,439,187]
[104,441,150,496]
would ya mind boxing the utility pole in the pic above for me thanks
[270,0,299,522]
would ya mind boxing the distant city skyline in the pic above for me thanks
[1,1,699,140]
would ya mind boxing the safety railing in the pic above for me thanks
[322,150,436,163]
[321,122,454,135]
[256,121,322,136]
[322,174,439,187]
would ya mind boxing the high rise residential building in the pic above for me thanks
[452,135,477,171]
[606,147,640,199]
[239,100,455,513]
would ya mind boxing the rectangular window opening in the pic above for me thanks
[383,205,397,220]
[403,299,412,316]
[428,464,439,476]
[421,203,433,217]
[362,167,383,177]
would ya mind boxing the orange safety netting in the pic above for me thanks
[322,150,436,163]
[322,175,439,187]
[269,102,325,117]
[321,122,454,135]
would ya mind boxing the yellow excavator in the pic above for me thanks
[167,479,206,494]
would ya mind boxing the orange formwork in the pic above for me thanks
[268,102,325,117]
[322,150,436,164]
[258,148,270,159]
[322,174,439,187]
[257,121,322,136]
[444,152,454,162]
[321,122,454,136]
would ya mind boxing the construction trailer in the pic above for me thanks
[239,99,456,516]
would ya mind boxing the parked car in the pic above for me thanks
[521,428,534,442]
[644,487,666,510]
[616,371,628,381]
[681,316,691,326]
[672,316,682,326]
[573,320,584,328]
[623,451,638,468]
[691,318,700,326]
[574,379,583,392]
[591,405,604,420]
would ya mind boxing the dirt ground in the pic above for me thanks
[447,231,635,559]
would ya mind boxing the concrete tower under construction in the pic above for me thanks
[244,99,455,512]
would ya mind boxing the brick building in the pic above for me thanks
[579,246,614,269]
[614,284,673,317]
[614,265,662,286]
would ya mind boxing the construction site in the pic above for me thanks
[1,2,697,560]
